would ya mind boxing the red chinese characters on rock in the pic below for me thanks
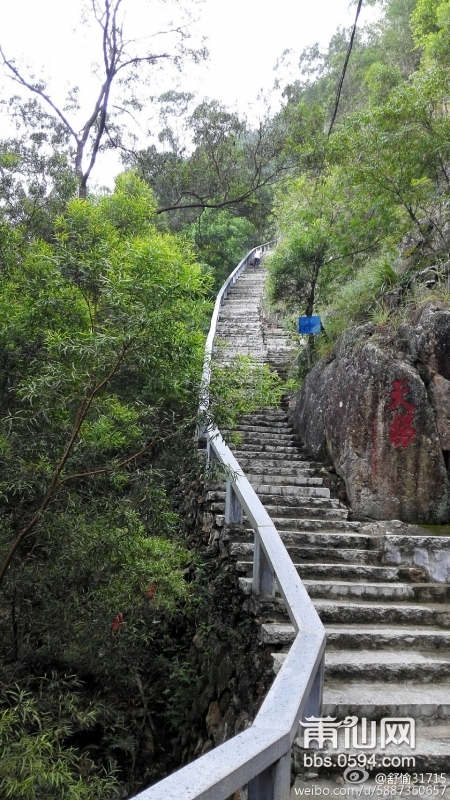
[389,378,417,448]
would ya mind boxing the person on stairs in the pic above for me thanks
[253,247,262,268]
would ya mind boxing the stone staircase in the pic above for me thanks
[212,265,450,787]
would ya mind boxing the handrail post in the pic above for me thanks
[225,479,243,524]
[207,437,219,467]
[248,749,291,799]
[301,652,325,722]
[253,531,275,596]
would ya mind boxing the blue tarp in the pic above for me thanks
[298,315,321,334]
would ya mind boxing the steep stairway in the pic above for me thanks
[212,264,450,783]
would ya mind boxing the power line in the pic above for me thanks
[328,0,364,138]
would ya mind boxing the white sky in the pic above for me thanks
[0,0,381,187]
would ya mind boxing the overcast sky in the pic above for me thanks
[1,0,381,186]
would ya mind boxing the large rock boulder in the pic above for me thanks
[289,306,450,523]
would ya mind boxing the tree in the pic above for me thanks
[187,208,258,290]
[0,171,208,577]
[0,0,207,198]
[279,0,419,128]
[330,65,450,259]
[268,167,387,318]
[129,98,287,225]
[0,172,212,789]
[1,1,287,221]
[411,0,450,65]
[0,121,77,240]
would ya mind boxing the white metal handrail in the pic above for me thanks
[133,243,326,800]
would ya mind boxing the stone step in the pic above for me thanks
[216,337,265,344]
[218,357,267,364]
[242,588,450,626]
[290,547,381,565]
[239,413,288,423]
[235,438,299,449]
[230,542,255,559]
[265,337,296,344]
[210,501,225,512]
[216,349,267,357]
[266,347,296,354]
[236,439,302,450]
[257,619,450,655]
[237,576,253,594]
[267,344,295,352]
[233,424,295,434]
[296,563,402,582]
[314,598,450,627]
[231,444,306,454]
[220,315,262,320]
[293,722,450,774]
[240,530,371,549]
[322,680,450,721]
[237,462,312,474]
[233,444,304,454]
[248,476,325,488]
[253,484,331,497]
[236,520,370,552]
[258,505,348,520]
[216,323,261,329]
[236,551,448,591]
[242,465,316,477]
[272,648,450,682]
[257,495,340,509]
[215,325,262,331]
[233,430,298,441]
[246,466,316,483]
[260,623,296,645]
[269,517,360,533]
[205,490,226,501]
[326,649,450,681]
[235,451,309,462]
[236,425,294,434]
[326,624,450,652]
[236,564,404,582]
[262,611,450,652]
[302,579,450,603]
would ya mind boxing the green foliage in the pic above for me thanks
[129,95,282,250]
[411,0,450,63]
[188,209,258,290]
[0,173,211,789]
[320,255,399,343]
[267,168,386,317]
[208,356,288,432]
[269,0,450,361]
[0,105,77,239]
[0,678,119,799]
[280,0,418,125]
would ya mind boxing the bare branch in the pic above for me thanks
[0,46,79,141]
[1,0,206,197]
[114,53,172,74]
[155,170,281,214]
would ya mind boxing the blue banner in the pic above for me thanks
[298,315,322,334]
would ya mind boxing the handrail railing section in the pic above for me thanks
[133,242,326,800]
